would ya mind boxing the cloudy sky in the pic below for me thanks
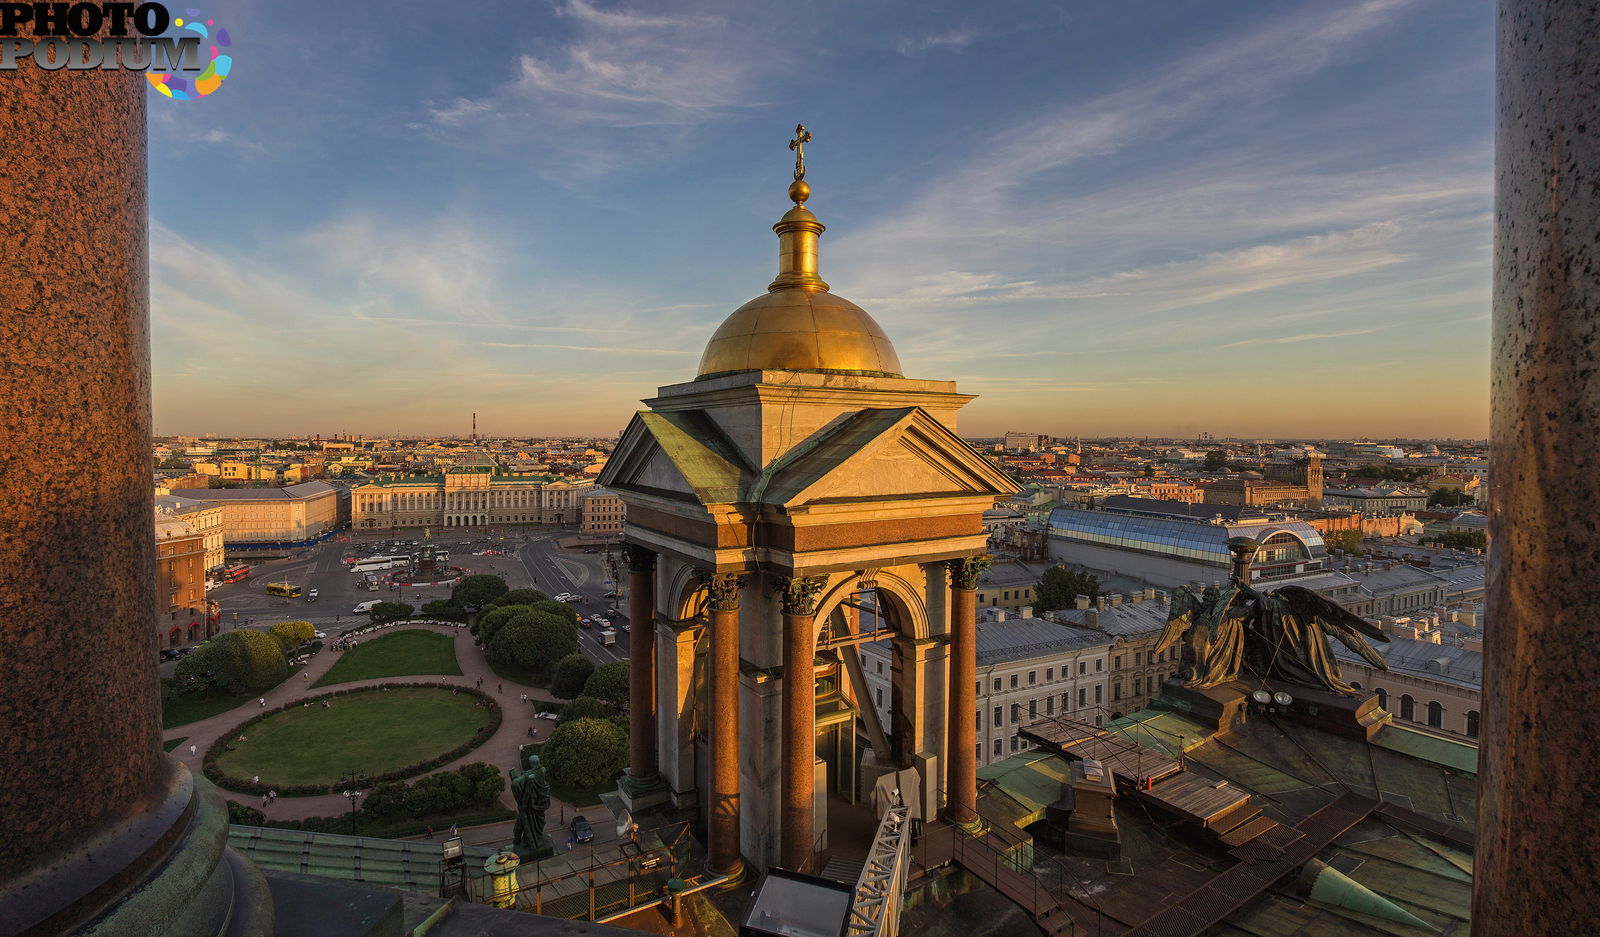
[149,0,1491,440]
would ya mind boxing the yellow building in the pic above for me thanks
[156,495,226,577]
[191,481,343,546]
[351,467,593,530]
[580,488,625,538]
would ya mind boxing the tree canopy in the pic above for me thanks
[1428,486,1474,507]
[269,620,316,649]
[174,630,289,694]
[542,718,628,791]
[1033,566,1101,614]
[1203,450,1230,472]
[582,661,631,710]
[550,654,595,699]
[489,588,547,608]
[1321,528,1365,555]
[488,612,577,675]
[1422,530,1487,551]
[368,601,413,624]
[451,574,509,611]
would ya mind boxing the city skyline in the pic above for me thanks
[151,0,1491,438]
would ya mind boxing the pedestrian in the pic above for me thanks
[448,823,458,838]
[258,697,265,707]
[303,673,309,681]
[262,795,269,808]
[188,743,196,756]
[527,726,534,738]
[497,683,502,693]
[476,678,482,689]
[426,825,434,840]
[252,775,260,785]
[268,790,276,803]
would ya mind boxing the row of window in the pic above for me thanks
[1367,686,1480,737]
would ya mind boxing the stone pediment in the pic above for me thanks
[752,407,1020,508]
[598,410,753,505]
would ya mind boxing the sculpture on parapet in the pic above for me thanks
[510,749,555,860]
[1155,537,1390,694]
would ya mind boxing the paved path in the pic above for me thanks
[163,623,613,838]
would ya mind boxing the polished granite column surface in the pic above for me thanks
[1481,0,1600,931]
[0,61,163,883]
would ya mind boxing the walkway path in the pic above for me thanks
[163,623,614,837]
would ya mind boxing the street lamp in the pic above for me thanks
[339,770,368,833]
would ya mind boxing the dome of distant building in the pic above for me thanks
[696,157,902,379]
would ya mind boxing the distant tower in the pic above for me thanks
[472,412,477,443]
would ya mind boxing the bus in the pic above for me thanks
[349,555,411,573]
[222,565,251,583]
[265,582,302,598]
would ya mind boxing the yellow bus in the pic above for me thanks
[265,582,302,598]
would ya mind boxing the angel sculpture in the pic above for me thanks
[1155,537,1390,695]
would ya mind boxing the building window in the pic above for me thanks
[1046,696,1054,715]
[994,706,1002,726]
[876,661,883,674]
[1011,737,1020,752]
[1427,700,1443,728]
[1467,710,1480,738]
[1114,655,1122,670]
[1010,675,1018,689]
[1095,659,1103,672]
[1400,694,1415,721]
[1010,703,1020,723]
[1028,671,1036,685]
[1078,689,1087,708]
[1376,688,1388,710]
[876,688,883,706]
[1029,699,1037,719]
[1078,662,1087,676]
[1095,685,1103,704]
[993,678,1002,692]
[993,739,1003,756]
[976,712,982,731]
[1134,652,1142,666]
[1046,668,1054,681]
[1114,683,1122,701]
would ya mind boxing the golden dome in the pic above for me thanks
[697,290,903,378]
[696,125,903,380]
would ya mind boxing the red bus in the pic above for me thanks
[223,565,251,583]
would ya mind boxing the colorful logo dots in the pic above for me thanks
[147,8,232,101]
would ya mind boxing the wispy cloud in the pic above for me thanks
[1222,326,1389,347]
[480,341,694,355]
[896,27,987,56]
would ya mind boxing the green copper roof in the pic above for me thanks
[1372,724,1479,778]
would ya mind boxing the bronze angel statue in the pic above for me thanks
[1155,537,1390,694]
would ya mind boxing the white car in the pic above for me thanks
[352,600,379,614]
[313,631,326,639]
[592,618,610,628]
[555,593,578,602]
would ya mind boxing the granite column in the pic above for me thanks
[779,576,826,871]
[944,556,988,827]
[706,572,745,877]
[1478,1,1600,931]
[623,543,659,782]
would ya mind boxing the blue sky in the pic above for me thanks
[149,0,1492,439]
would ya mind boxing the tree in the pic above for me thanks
[1423,530,1487,551]
[226,800,265,825]
[1428,486,1474,507]
[489,588,547,608]
[1032,566,1100,614]
[1322,528,1365,556]
[419,599,465,621]
[269,620,316,649]
[550,654,595,699]
[1204,450,1230,472]
[369,601,413,624]
[558,696,616,725]
[529,598,578,625]
[542,718,629,791]
[1142,464,1156,478]
[475,605,533,646]
[174,630,289,694]
[488,613,577,674]
[452,574,509,611]
[582,661,631,710]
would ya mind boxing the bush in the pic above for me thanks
[530,599,578,625]
[452,574,509,611]
[550,655,595,699]
[358,762,505,823]
[227,800,266,825]
[420,599,466,622]
[489,588,547,608]
[269,620,316,650]
[475,605,531,646]
[582,661,631,710]
[369,601,413,624]
[175,630,290,695]
[542,718,628,791]
[557,696,615,725]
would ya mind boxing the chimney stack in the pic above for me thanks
[1075,595,1091,610]
[1085,609,1101,630]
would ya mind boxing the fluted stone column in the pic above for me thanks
[623,543,659,783]
[706,572,745,876]
[779,576,827,871]
[0,53,271,936]
[1479,2,1600,931]
[944,556,989,828]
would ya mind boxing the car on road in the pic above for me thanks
[579,617,592,629]
[352,600,379,614]
[306,588,319,602]
[599,629,617,646]
[592,618,609,628]
[554,593,578,602]
[603,591,618,598]
[571,816,593,844]
[314,631,326,639]
[482,549,503,556]
[160,648,181,661]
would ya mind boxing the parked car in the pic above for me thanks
[160,648,181,661]
[571,816,594,844]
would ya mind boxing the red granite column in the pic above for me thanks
[1479,2,1600,931]
[706,572,745,876]
[944,556,989,827]
[0,47,271,936]
[780,576,827,870]
[624,543,658,781]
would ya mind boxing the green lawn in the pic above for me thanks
[164,737,187,752]
[313,630,462,687]
[165,687,272,730]
[214,687,492,787]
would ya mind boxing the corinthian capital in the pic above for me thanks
[778,575,828,617]
[698,570,745,612]
[946,555,991,591]
[621,542,657,574]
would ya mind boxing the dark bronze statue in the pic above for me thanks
[510,749,554,860]
[1155,537,1390,694]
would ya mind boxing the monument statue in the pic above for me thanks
[510,749,554,860]
[1155,537,1390,694]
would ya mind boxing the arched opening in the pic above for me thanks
[187,622,201,641]
[1427,700,1443,728]
[1400,694,1415,721]
[1467,710,1480,738]
[167,627,181,647]
[1376,687,1388,710]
